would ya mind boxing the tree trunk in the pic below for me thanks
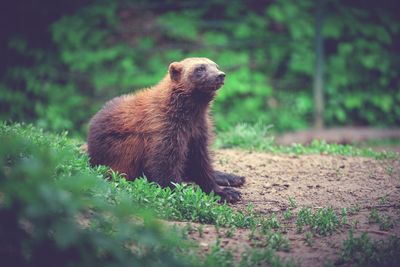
[313,0,325,129]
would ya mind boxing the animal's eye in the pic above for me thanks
[196,65,206,72]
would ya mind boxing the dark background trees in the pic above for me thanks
[1,0,399,136]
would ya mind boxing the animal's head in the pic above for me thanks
[168,57,225,92]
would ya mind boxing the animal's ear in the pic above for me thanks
[169,62,183,82]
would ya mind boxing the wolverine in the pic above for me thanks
[88,58,244,202]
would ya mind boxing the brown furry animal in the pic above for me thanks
[87,58,244,203]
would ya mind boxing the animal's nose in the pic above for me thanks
[218,73,226,79]
[217,73,226,82]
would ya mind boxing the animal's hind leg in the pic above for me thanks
[214,171,245,187]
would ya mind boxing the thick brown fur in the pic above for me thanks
[88,58,243,202]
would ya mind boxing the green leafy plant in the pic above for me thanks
[266,232,291,252]
[215,125,398,159]
[296,207,342,235]
[0,125,188,267]
[2,0,399,135]
[283,210,293,220]
[341,231,400,267]
[288,197,298,208]
[304,231,313,247]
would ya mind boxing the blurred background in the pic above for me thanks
[1,0,399,143]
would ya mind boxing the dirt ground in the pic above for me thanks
[177,149,400,266]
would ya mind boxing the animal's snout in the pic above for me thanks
[216,72,226,82]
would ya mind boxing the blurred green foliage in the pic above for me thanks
[0,122,297,267]
[0,123,267,230]
[214,123,398,159]
[0,0,399,135]
[0,124,189,267]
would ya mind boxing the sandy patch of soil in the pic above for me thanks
[176,149,400,266]
[215,150,400,213]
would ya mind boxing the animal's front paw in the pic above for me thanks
[216,187,241,203]
[214,171,245,187]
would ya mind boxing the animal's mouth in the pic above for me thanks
[215,74,225,90]
[197,79,224,92]
[213,80,225,90]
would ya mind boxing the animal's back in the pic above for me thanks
[88,89,154,179]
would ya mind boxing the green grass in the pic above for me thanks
[340,231,400,267]
[214,123,275,151]
[111,176,260,227]
[0,123,189,267]
[239,248,297,267]
[283,210,293,220]
[0,122,261,228]
[296,207,343,235]
[1,122,398,267]
[0,122,294,267]
[368,208,395,231]
[215,123,399,159]
[288,197,298,208]
[354,138,400,148]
